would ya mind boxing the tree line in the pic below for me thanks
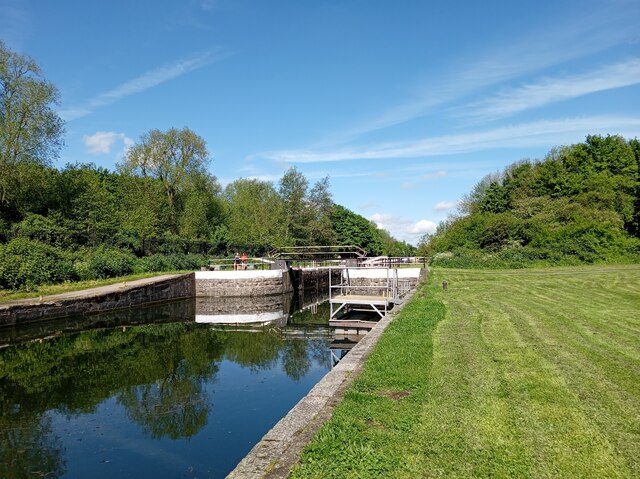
[0,41,413,290]
[419,135,640,268]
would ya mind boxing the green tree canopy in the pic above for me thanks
[120,127,211,233]
[0,41,64,219]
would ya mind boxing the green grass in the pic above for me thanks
[0,271,188,302]
[290,264,640,478]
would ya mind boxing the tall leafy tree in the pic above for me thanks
[0,41,64,219]
[120,127,210,232]
[224,178,286,252]
[307,176,336,245]
[279,166,311,245]
[331,205,383,256]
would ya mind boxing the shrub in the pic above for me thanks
[133,253,209,273]
[75,247,136,280]
[10,213,72,248]
[0,238,75,290]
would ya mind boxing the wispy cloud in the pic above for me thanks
[358,201,377,210]
[0,1,29,49]
[433,201,458,212]
[423,171,448,180]
[400,181,420,190]
[264,115,640,163]
[461,58,640,121]
[61,49,229,120]
[83,131,133,155]
[336,6,639,141]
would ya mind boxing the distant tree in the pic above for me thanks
[629,138,640,236]
[331,205,383,256]
[307,176,335,245]
[224,178,286,252]
[179,172,224,241]
[279,166,311,245]
[0,41,64,219]
[423,135,640,267]
[120,127,210,232]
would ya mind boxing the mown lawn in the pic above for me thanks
[290,264,640,478]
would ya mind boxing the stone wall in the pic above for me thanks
[0,273,195,328]
[195,293,291,315]
[195,270,293,297]
[291,268,341,306]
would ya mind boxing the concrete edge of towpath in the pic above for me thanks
[226,282,423,479]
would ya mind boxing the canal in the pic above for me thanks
[0,295,349,478]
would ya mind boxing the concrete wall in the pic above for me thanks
[340,267,424,296]
[195,270,293,297]
[0,273,195,327]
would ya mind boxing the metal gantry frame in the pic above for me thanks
[328,266,401,321]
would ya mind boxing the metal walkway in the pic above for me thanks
[328,267,410,328]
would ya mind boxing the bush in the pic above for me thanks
[75,247,136,280]
[133,253,209,273]
[10,213,72,248]
[0,238,75,290]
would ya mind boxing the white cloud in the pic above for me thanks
[370,213,394,229]
[400,181,420,190]
[433,201,458,212]
[462,58,640,121]
[408,220,437,235]
[61,49,229,121]
[423,171,447,180]
[369,213,437,244]
[83,131,133,155]
[264,115,640,163]
[358,201,377,210]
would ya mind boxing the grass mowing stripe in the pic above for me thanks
[517,284,640,398]
[498,298,640,477]
[471,296,627,477]
[290,284,444,479]
[289,266,639,478]
[418,292,534,477]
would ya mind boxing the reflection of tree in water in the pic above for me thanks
[308,339,332,370]
[281,340,312,381]
[118,362,209,440]
[117,329,220,440]
[0,404,65,479]
[0,316,333,477]
[221,331,281,372]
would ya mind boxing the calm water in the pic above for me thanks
[0,297,343,478]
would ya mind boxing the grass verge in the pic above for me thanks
[290,264,640,478]
[0,271,188,302]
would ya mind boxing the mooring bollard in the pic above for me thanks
[442,280,448,290]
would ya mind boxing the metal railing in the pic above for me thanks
[270,245,368,259]
[206,257,274,271]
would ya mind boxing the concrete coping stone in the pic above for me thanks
[0,274,189,309]
[195,270,283,280]
[226,285,419,479]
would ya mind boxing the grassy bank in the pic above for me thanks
[291,264,640,478]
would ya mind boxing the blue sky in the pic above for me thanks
[2,0,640,244]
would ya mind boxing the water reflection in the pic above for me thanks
[0,294,346,479]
